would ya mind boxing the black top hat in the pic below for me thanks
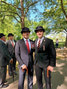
[35,26,45,33]
[8,33,14,37]
[21,27,30,34]
[0,33,5,38]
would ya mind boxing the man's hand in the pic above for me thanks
[47,66,54,72]
[22,65,28,74]
[10,59,13,64]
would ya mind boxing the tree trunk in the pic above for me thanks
[20,0,25,29]
[61,0,67,21]
[65,34,67,47]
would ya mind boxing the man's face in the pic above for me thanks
[1,36,6,42]
[36,30,44,38]
[9,36,14,40]
[22,32,30,39]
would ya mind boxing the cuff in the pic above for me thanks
[21,64,25,69]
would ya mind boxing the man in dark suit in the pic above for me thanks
[6,33,17,76]
[15,27,34,89]
[34,26,56,89]
[0,33,13,88]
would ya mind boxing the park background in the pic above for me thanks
[0,0,67,48]
[0,0,67,89]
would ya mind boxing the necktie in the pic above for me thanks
[26,40,30,53]
[38,39,41,49]
[12,41,14,47]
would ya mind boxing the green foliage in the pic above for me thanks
[0,0,45,40]
[43,0,67,32]
[0,0,67,42]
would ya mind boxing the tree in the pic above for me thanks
[43,0,67,46]
[0,16,16,36]
[0,0,39,28]
[0,16,35,40]
[60,0,67,46]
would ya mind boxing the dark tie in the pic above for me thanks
[26,40,30,53]
[38,39,41,49]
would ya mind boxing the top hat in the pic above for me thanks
[8,33,14,37]
[21,27,30,34]
[35,26,45,33]
[0,33,5,38]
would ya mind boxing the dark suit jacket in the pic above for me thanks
[0,40,11,66]
[15,39,34,67]
[35,37,56,68]
[6,40,16,57]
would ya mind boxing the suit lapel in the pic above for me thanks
[35,39,38,52]
[21,39,27,49]
[8,40,13,47]
[36,37,46,50]
[35,39,38,47]
[21,39,31,53]
[40,37,46,48]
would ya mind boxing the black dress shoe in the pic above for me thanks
[0,84,9,88]
[2,84,9,88]
[0,84,3,88]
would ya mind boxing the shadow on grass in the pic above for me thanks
[6,59,67,89]
[33,59,67,89]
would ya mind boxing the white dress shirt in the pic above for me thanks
[37,36,44,46]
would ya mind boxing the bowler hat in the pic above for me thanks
[8,33,14,37]
[0,33,5,38]
[35,26,45,33]
[21,27,30,34]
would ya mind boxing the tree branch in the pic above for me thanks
[1,10,21,18]
[61,0,67,19]
[25,1,38,16]
[0,0,21,11]
[4,14,21,23]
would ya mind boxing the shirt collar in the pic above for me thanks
[0,39,5,43]
[23,38,29,42]
[10,40,14,42]
[38,36,44,41]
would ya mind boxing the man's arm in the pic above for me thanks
[47,40,56,72]
[15,41,23,66]
[2,42,13,63]
[49,40,56,66]
[15,41,28,73]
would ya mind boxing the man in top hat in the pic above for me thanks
[0,33,13,88]
[6,33,17,76]
[15,27,34,89]
[34,26,56,89]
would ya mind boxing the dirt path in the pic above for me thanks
[1,59,67,89]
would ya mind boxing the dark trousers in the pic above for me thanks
[9,57,16,73]
[18,66,33,89]
[0,66,7,84]
[35,65,51,89]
